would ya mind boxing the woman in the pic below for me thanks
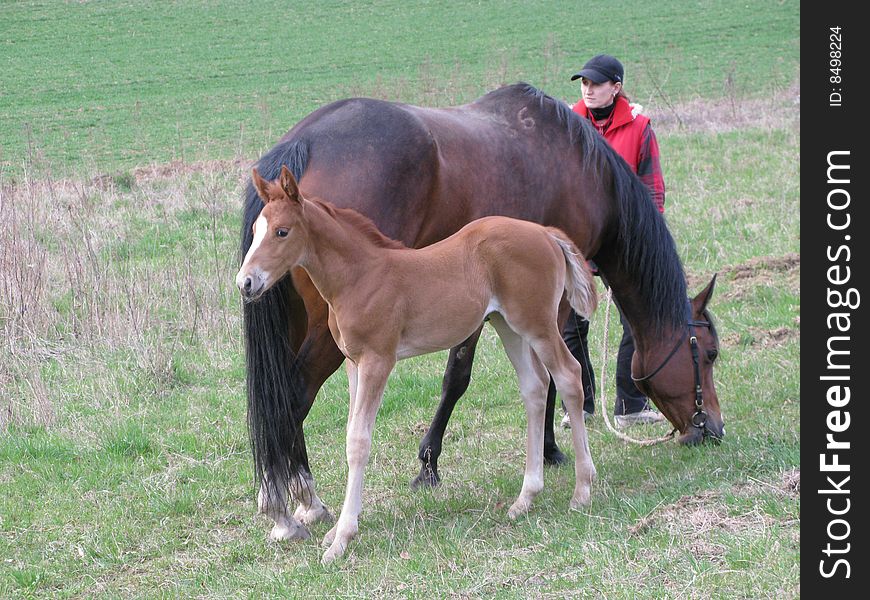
[557,54,666,429]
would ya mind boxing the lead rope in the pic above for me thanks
[596,288,675,446]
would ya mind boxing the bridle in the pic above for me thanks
[631,301,713,431]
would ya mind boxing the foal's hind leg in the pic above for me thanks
[412,325,484,489]
[527,332,596,508]
[489,315,549,519]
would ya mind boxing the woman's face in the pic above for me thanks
[580,78,622,109]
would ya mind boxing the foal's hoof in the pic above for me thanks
[321,540,348,565]
[570,487,593,510]
[507,500,532,520]
[322,524,338,548]
[543,446,568,466]
[269,520,311,542]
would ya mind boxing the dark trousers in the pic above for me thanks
[547,308,649,416]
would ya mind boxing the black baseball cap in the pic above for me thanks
[571,54,624,84]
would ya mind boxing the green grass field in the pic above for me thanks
[3,0,798,175]
[1,2,799,598]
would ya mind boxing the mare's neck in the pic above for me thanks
[296,200,383,304]
[595,254,683,357]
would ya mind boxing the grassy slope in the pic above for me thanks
[0,125,800,599]
[2,0,798,174]
[0,1,799,598]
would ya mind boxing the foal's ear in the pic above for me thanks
[692,274,717,314]
[279,165,302,204]
[251,168,271,203]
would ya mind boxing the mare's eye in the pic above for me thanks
[276,228,289,238]
[707,349,719,362]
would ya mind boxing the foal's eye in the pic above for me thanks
[276,228,289,238]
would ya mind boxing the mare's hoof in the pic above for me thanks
[544,447,568,466]
[294,503,334,526]
[269,521,311,542]
[410,468,441,490]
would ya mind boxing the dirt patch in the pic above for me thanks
[628,468,800,545]
[780,468,800,496]
[629,490,776,539]
[724,253,800,281]
[131,158,250,184]
[696,252,800,305]
[650,81,800,135]
[630,468,799,541]
[715,253,800,350]
[688,253,799,297]
[722,325,799,349]
[89,158,251,190]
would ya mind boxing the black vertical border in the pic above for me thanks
[803,4,868,596]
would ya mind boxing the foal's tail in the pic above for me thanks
[546,228,598,319]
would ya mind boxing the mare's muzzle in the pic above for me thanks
[678,414,725,446]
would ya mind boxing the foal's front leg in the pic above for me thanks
[321,355,394,564]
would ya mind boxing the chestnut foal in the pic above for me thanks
[236,166,597,564]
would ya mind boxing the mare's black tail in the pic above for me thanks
[241,139,310,507]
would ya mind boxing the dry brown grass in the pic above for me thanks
[649,80,800,135]
[0,164,246,431]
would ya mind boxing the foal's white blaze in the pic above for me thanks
[236,214,269,291]
[241,214,269,268]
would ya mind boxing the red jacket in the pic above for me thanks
[572,96,665,213]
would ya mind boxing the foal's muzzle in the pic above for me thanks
[236,269,267,300]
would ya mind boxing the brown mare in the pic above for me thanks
[240,83,723,544]
[237,166,598,563]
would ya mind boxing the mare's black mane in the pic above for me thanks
[517,83,688,333]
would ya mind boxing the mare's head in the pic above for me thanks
[632,276,725,445]
[236,166,307,300]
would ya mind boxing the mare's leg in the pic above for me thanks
[543,388,567,465]
[251,275,315,541]
[263,273,343,538]
[290,463,333,526]
[257,472,311,541]
[321,355,395,564]
[489,315,549,519]
[412,325,484,489]
[543,305,573,465]
[284,321,344,527]
[527,330,596,508]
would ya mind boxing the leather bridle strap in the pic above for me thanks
[630,328,687,384]
[630,303,712,430]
